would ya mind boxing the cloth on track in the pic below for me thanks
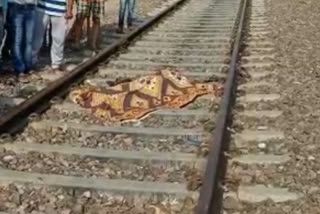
[69,67,223,123]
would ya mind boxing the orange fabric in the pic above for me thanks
[69,67,223,123]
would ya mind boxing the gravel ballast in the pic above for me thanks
[225,0,320,213]
[0,184,196,214]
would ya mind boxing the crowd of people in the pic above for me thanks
[0,0,138,78]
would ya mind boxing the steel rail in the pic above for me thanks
[195,0,248,213]
[0,0,189,134]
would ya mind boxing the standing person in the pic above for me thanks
[11,0,36,75]
[72,0,103,51]
[118,0,135,33]
[32,0,73,72]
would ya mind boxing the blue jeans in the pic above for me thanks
[12,3,35,74]
[0,11,4,47]
[0,9,4,69]
[3,3,15,59]
[119,0,135,28]
[131,0,137,20]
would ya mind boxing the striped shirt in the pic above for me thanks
[38,0,66,16]
[9,0,36,5]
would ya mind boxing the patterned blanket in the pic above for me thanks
[69,67,223,123]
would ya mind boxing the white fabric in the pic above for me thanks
[32,10,67,67]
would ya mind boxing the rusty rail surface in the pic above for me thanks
[195,0,248,213]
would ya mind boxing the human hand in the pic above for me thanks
[65,10,73,19]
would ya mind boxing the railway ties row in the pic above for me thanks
[92,0,240,82]
[0,0,243,213]
[223,0,301,213]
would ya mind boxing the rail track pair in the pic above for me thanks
[0,0,253,213]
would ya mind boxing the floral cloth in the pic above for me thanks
[69,67,223,123]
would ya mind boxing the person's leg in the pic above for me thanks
[0,10,4,53]
[32,10,49,67]
[86,16,90,42]
[90,1,101,50]
[86,3,92,44]
[73,17,86,47]
[24,7,36,72]
[127,0,135,27]
[70,18,82,42]
[12,4,26,74]
[118,0,126,32]
[50,15,67,69]
[3,3,14,59]
[66,0,78,42]
[0,9,4,69]
[73,0,89,48]
[42,21,52,52]
[130,0,136,21]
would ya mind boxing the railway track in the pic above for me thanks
[0,0,249,213]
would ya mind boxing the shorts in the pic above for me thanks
[77,0,104,19]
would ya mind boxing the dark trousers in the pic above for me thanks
[118,0,136,28]
[12,3,36,73]
[3,3,14,59]
[0,8,4,69]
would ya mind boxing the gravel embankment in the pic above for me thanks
[238,0,320,212]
